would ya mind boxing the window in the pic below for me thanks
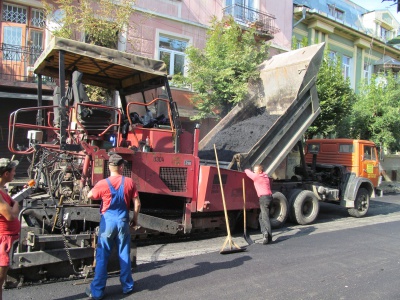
[342,55,351,80]
[30,8,45,28]
[363,146,376,160]
[225,0,256,22]
[1,3,45,81]
[364,63,371,83]
[339,144,353,153]
[328,5,344,20]
[380,26,390,41]
[295,40,302,49]
[328,51,336,61]
[2,3,27,24]
[29,30,43,64]
[159,35,188,76]
[307,143,320,154]
[3,27,22,61]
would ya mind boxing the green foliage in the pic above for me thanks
[43,0,136,48]
[178,16,269,119]
[43,0,136,102]
[306,53,356,138]
[350,72,400,151]
[291,36,308,50]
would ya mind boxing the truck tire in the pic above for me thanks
[293,190,319,225]
[270,192,288,228]
[287,189,302,223]
[348,188,369,217]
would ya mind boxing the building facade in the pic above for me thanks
[293,0,400,91]
[0,0,292,172]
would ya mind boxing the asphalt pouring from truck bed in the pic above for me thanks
[198,110,280,161]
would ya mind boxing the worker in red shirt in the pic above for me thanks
[86,154,141,300]
[245,164,272,245]
[0,158,20,299]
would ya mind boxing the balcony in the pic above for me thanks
[0,43,51,84]
[223,4,280,40]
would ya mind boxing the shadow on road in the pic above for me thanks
[51,255,252,299]
[135,255,252,292]
[273,226,316,243]
[315,196,400,224]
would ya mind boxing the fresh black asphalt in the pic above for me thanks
[5,195,400,300]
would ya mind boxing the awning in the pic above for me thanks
[34,37,168,92]
[373,55,400,70]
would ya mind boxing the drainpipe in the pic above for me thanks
[293,7,307,28]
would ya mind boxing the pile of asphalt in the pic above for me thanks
[378,181,400,194]
[198,110,280,162]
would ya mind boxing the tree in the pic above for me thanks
[43,0,137,102]
[175,16,269,119]
[382,0,399,11]
[350,72,400,151]
[306,53,356,138]
[43,0,136,48]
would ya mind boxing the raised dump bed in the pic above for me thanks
[198,43,325,175]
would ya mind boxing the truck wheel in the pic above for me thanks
[270,192,288,228]
[287,189,302,223]
[293,190,319,225]
[348,188,369,217]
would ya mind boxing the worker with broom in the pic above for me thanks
[245,165,273,245]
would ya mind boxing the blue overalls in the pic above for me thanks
[90,177,134,299]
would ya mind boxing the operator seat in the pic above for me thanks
[154,93,170,127]
[72,70,113,136]
[156,93,169,118]
[72,70,89,103]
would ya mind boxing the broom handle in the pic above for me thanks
[214,144,232,238]
[243,179,246,229]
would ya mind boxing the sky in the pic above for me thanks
[350,0,400,20]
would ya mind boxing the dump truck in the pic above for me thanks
[5,38,332,285]
[198,42,377,226]
[304,138,380,217]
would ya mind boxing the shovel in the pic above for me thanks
[242,179,254,245]
[214,144,246,254]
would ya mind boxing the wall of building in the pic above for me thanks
[293,0,400,93]
[381,155,400,181]
[261,0,293,52]
[1,0,294,146]
[131,0,292,57]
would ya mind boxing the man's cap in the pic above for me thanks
[0,158,19,174]
[108,154,127,166]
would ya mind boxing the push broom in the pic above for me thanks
[214,144,246,254]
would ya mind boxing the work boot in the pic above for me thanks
[85,286,103,300]
[262,233,269,245]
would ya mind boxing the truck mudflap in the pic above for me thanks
[199,43,325,174]
[342,174,375,208]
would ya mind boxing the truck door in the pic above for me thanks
[361,144,379,187]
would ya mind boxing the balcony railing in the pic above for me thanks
[0,43,50,83]
[223,4,280,35]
